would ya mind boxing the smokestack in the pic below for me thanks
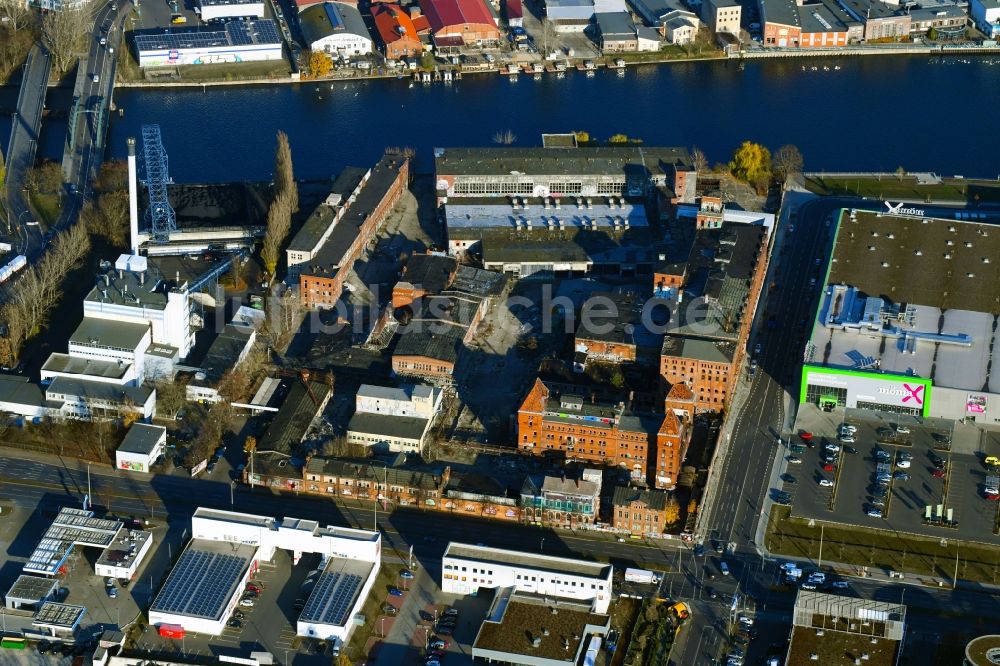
[127,137,140,256]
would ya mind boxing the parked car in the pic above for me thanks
[788,456,802,464]
[831,581,850,589]
[893,472,910,481]
[107,585,117,599]
[443,608,459,617]
[897,459,911,469]
[719,561,730,576]
[819,479,834,487]
[894,424,911,434]
[388,587,404,597]
[866,508,883,518]
[435,626,454,636]
[245,583,262,593]
[227,619,242,629]
[838,434,855,443]
[840,424,857,434]
[824,443,842,453]
[844,446,858,455]
[782,474,797,484]
[242,590,258,599]
[898,451,913,461]
[239,598,255,607]
[400,570,415,580]
[429,640,450,650]
[823,463,836,472]
[932,468,946,478]
[694,544,706,557]
[383,604,398,615]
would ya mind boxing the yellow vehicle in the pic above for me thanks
[669,602,691,625]
[170,13,187,23]
[985,456,1000,467]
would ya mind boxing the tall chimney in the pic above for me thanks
[127,137,140,255]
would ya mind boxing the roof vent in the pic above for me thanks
[551,607,558,614]
[948,225,956,232]
[983,257,991,264]
[967,273,975,278]
[965,241,974,247]
[944,253,952,259]
[532,637,542,648]
[914,250,922,256]
[946,240,954,246]
[542,627,550,636]
[887,233,895,239]
[868,246,876,251]
[871,231,879,237]
[881,262,890,268]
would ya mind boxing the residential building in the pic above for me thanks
[636,23,663,47]
[303,456,449,506]
[505,0,524,25]
[628,0,694,28]
[472,592,611,666]
[546,0,597,31]
[441,542,614,613]
[299,2,374,55]
[517,378,659,481]
[595,12,640,50]
[702,0,741,34]
[665,14,700,41]
[659,222,769,412]
[116,423,167,473]
[346,383,443,453]
[611,485,670,535]
[418,0,501,47]
[520,470,602,527]
[372,3,426,58]
[299,153,410,309]
[971,0,1000,37]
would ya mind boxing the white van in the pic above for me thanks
[720,561,730,576]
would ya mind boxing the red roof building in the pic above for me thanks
[294,0,325,10]
[372,4,425,59]
[417,0,500,46]
[505,0,523,26]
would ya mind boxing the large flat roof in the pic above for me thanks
[134,19,281,52]
[118,423,166,455]
[150,539,257,621]
[6,575,58,604]
[287,168,367,253]
[435,146,692,177]
[299,557,374,627]
[70,317,150,352]
[33,602,86,630]
[474,596,609,664]
[42,353,130,380]
[24,508,123,576]
[445,542,612,578]
[447,199,648,230]
[347,411,429,441]
[829,210,1000,314]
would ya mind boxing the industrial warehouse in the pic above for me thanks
[801,209,1000,423]
[148,508,380,639]
[133,20,283,68]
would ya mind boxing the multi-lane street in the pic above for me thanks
[3,45,50,255]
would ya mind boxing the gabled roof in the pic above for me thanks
[372,3,422,44]
[666,383,695,401]
[612,485,668,510]
[418,0,497,31]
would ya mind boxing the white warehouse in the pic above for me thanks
[442,543,613,613]
[149,508,381,638]
[197,0,265,21]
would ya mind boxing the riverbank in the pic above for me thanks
[109,41,1000,90]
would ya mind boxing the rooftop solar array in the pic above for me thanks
[300,560,372,627]
[134,19,281,52]
[5,575,58,604]
[150,542,254,620]
[24,508,123,575]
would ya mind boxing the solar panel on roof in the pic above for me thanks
[135,19,280,52]
[301,572,363,626]
[151,548,250,619]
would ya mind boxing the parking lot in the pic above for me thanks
[784,406,1000,545]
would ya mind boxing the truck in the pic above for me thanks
[0,255,27,284]
[624,568,660,584]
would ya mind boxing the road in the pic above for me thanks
[3,45,50,255]
[59,0,129,236]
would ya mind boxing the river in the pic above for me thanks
[7,54,1000,182]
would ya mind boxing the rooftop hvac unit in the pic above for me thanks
[586,198,593,209]
[576,197,583,209]
[608,198,616,209]
[544,199,550,210]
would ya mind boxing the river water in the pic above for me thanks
[10,54,1000,181]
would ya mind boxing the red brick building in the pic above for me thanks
[517,379,661,483]
[659,223,769,413]
[611,486,671,535]
[300,153,410,309]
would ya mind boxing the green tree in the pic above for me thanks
[273,130,298,213]
[729,141,771,185]
[927,27,938,40]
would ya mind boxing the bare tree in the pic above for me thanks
[42,4,94,74]
[493,129,517,145]
[540,18,558,55]
[691,147,709,174]
[0,0,32,34]
[273,131,299,213]
[771,144,804,181]
[155,378,189,419]
[261,190,292,275]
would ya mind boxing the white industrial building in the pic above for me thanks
[197,0,266,21]
[149,508,380,638]
[442,543,613,613]
[346,384,443,453]
[134,20,284,68]
[116,423,167,473]
[22,508,153,581]
[300,2,374,55]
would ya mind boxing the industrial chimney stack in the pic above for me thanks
[127,137,140,255]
